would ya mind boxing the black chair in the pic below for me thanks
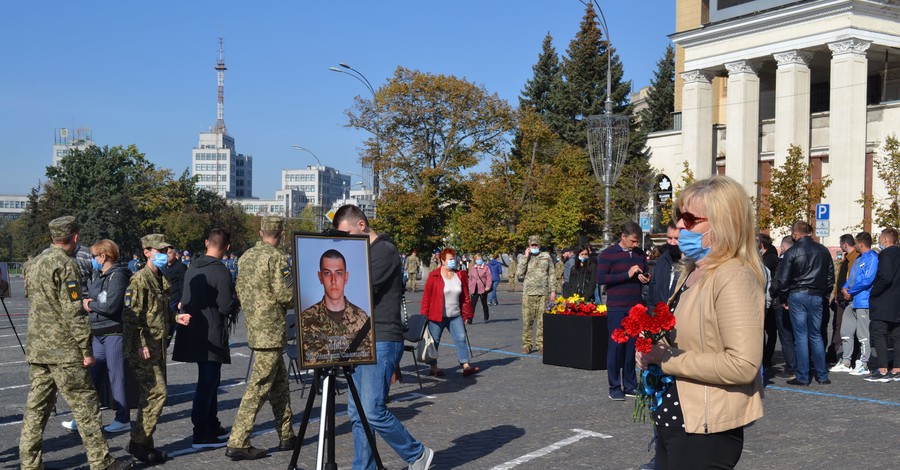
[403,314,429,390]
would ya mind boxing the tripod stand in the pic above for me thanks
[288,365,384,470]
[1,298,26,355]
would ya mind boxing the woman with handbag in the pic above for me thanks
[420,248,481,378]
[468,253,494,324]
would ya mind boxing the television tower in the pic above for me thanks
[212,36,227,134]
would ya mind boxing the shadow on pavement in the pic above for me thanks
[434,424,526,468]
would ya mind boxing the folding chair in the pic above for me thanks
[402,314,429,390]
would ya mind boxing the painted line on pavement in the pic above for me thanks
[490,428,612,470]
[0,344,26,349]
[767,385,900,406]
[168,380,247,398]
[0,360,26,366]
[0,383,30,391]
[443,343,541,359]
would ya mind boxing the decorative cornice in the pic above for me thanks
[681,70,714,84]
[827,38,871,56]
[773,50,813,66]
[725,60,760,75]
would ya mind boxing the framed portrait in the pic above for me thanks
[0,262,9,298]
[293,232,376,368]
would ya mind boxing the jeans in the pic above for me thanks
[427,315,470,365]
[774,304,796,374]
[788,292,828,383]
[192,361,222,438]
[90,335,130,423]
[840,307,870,365]
[607,308,637,393]
[487,280,500,304]
[348,341,424,470]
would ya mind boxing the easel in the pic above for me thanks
[1,298,26,355]
[288,366,384,470]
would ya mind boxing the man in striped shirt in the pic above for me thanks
[597,221,650,401]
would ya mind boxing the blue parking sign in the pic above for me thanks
[816,204,829,220]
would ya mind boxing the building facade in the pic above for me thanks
[52,128,94,166]
[0,195,29,221]
[646,0,900,244]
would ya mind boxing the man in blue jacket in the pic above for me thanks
[838,232,878,377]
[487,254,503,305]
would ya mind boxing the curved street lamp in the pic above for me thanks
[292,145,325,231]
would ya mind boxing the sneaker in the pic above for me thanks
[278,436,297,452]
[409,447,434,470]
[624,390,637,398]
[608,389,626,401]
[105,458,135,470]
[786,378,810,386]
[774,371,796,380]
[639,457,656,470]
[864,370,892,383]
[815,378,832,385]
[225,446,267,461]
[192,435,228,449]
[209,425,230,438]
[892,372,900,382]
[61,420,78,431]
[103,420,131,433]
[829,362,852,373]
[849,363,869,376]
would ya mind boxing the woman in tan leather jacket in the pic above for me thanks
[637,176,765,469]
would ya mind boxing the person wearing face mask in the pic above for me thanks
[562,245,596,298]
[636,176,765,469]
[467,253,493,324]
[516,235,555,354]
[866,227,900,382]
[61,239,133,434]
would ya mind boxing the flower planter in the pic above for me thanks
[542,313,609,370]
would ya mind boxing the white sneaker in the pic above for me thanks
[409,447,434,470]
[829,362,852,373]
[103,420,131,433]
[61,420,78,431]
[849,363,869,376]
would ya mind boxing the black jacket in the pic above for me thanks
[87,264,131,335]
[870,245,900,322]
[774,236,835,302]
[563,258,596,298]
[647,249,681,308]
[173,255,239,363]
[370,233,404,343]
[162,259,187,309]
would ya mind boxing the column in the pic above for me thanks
[773,50,813,168]
[828,38,870,244]
[681,70,715,179]
[725,60,761,196]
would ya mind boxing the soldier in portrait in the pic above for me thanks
[300,248,373,367]
[19,216,133,470]
[225,216,296,461]
[123,234,172,463]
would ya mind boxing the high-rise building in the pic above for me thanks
[282,166,351,209]
[191,37,253,199]
[52,127,93,166]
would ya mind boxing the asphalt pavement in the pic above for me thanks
[1,275,898,469]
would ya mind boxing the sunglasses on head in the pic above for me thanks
[675,208,708,230]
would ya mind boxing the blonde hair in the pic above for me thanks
[91,239,120,263]
[676,176,764,287]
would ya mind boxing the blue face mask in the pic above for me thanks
[579,256,588,263]
[446,259,457,270]
[152,253,168,269]
[91,257,103,271]
[475,259,484,265]
[530,247,540,255]
[678,229,711,261]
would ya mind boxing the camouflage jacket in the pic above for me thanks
[42,243,94,297]
[405,255,421,273]
[235,241,294,349]
[300,297,373,366]
[555,260,566,293]
[516,251,554,296]
[124,265,171,349]
[24,246,91,364]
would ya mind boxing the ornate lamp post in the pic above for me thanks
[292,145,325,232]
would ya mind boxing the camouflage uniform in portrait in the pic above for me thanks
[405,251,421,292]
[516,235,554,353]
[19,216,119,470]
[123,234,171,457]
[227,216,296,453]
[300,298,373,367]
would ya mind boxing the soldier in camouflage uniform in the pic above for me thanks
[20,216,132,470]
[123,234,171,463]
[405,249,421,292]
[507,255,518,292]
[224,216,296,461]
[515,235,556,354]
[300,249,373,367]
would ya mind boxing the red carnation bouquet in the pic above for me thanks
[612,302,677,422]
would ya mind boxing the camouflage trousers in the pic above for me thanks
[522,294,546,349]
[406,273,418,292]
[508,277,517,292]
[20,363,113,470]
[126,338,167,448]
[227,348,295,448]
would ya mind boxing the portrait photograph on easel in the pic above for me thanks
[0,262,10,299]
[293,232,376,369]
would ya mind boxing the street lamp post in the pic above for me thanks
[329,63,381,204]
[292,145,325,232]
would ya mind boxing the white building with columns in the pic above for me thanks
[646,0,900,245]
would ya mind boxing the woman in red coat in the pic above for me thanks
[420,248,480,377]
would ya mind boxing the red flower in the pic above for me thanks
[635,337,653,354]
[611,328,629,344]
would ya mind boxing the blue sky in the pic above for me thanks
[0,1,676,199]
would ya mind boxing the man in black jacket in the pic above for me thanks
[867,227,900,381]
[774,221,835,386]
[173,228,239,448]
[162,242,186,346]
[647,222,682,309]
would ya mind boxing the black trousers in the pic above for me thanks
[471,292,489,320]
[656,424,744,470]
[869,320,900,369]
[762,305,777,368]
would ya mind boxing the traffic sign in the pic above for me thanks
[816,204,830,220]
[816,220,829,230]
[816,228,829,237]
[639,211,651,231]
[326,210,336,221]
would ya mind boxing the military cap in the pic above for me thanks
[261,215,285,232]
[528,235,541,246]
[49,216,79,238]
[141,233,171,250]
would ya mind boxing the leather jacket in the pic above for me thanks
[774,236,835,302]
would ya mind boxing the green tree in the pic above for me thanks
[756,145,832,231]
[872,135,900,229]
[639,45,676,134]
[659,160,696,226]
[345,66,515,252]
[519,33,563,116]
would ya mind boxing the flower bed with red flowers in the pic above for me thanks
[545,294,608,317]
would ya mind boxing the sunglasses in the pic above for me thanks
[675,209,708,230]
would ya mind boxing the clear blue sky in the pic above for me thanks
[0,1,675,199]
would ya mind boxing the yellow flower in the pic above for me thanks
[596,304,607,314]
